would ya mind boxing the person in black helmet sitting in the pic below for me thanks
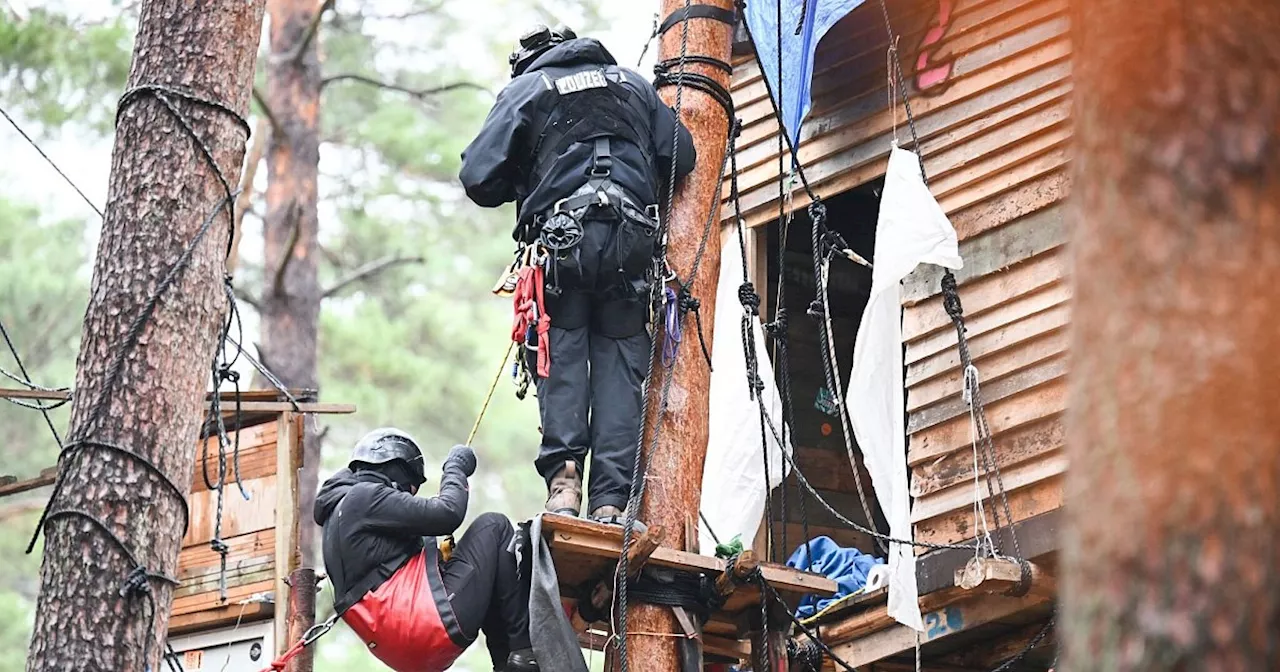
[314,428,538,672]
[459,24,696,525]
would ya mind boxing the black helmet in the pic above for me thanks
[509,23,577,78]
[349,428,427,486]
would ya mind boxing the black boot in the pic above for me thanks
[506,648,539,672]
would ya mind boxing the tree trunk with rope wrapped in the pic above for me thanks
[1063,0,1280,669]
[24,0,265,670]
[258,0,324,586]
[614,1,734,670]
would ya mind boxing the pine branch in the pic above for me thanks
[270,0,335,65]
[251,86,281,135]
[322,255,425,299]
[232,284,262,313]
[271,201,303,298]
[319,74,488,98]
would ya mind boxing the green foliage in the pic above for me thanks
[0,8,132,131]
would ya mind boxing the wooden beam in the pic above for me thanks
[937,619,1055,669]
[625,525,665,580]
[915,509,1061,595]
[828,592,1051,668]
[167,600,273,635]
[954,557,1055,600]
[0,388,352,414]
[274,411,300,656]
[543,514,837,599]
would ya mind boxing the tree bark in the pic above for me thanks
[614,2,733,670]
[260,0,323,566]
[24,0,265,669]
[1064,0,1280,669]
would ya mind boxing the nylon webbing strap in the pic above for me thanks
[658,5,737,35]
[592,136,612,176]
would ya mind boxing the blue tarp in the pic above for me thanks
[787,536,884,618]
[743,0,866,148]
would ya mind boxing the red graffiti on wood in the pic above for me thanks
[914,0,956,96]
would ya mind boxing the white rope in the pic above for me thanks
[964,364,999,559]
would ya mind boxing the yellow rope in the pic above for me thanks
[466,341,516,446]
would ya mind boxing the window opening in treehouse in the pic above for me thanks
[763,177,887,558]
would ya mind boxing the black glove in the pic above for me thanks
[445,444,477,477]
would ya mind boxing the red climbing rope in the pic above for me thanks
[511,261,551,378]
[255,614,338,672]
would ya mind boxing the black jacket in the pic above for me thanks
[314,465,469,613]
[459,38,696,235]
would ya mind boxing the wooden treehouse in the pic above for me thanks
[721,0,1067,667]
[0,388,354,671]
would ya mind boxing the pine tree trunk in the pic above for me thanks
[1064,0,1280,669]
[616,1,733,670]
[260,0,323,565]
[24,1,266,670]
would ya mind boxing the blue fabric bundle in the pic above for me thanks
[786,536,884,618]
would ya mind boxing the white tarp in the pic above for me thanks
[699,232,791,555]
[847,146,963,631]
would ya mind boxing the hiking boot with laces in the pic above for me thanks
[589,505,647,534]
[545,460,582,516]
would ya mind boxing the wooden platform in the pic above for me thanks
[540,513,838,662]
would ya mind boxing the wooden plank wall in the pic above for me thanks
[726,0,1071,554]
[170,418,283,633]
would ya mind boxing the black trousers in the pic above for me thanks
[441,513,531,668]
[532,218,651,513]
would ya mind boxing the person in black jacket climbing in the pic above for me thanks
[314,428,537,672]
[459,25,696,525]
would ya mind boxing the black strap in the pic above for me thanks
[658,5,737,36]
[592,137,613,176]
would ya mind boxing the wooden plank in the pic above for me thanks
[274,411,300,656]
[911,416,1064,499]
[950,169,1070,242]
[955,557,1055,601]
[906,301,1069,390]
[541,513,838,598]
[915,508,1061,595]
[911,450,1067,523]
[182,475,277,547]
[909,378,1066,466]
[190,425,279,493]
[733,0,1069,168]
[907,356,1066,435]
[903,246,1066,341]
[907,282,1070,367]
[732,46,1073,212]
[732,30,1074,225]
[179,553,274,582]
[914,475,1064,551]
[172,579,275,616]
[903,208,1066,308]
[179,528,274,570]
[174,567,275,599]
[167,600,273,635]
[0,388,353,414]
[908,328,1068,414]
[828,593,1051,667]
[937,143,1070,216]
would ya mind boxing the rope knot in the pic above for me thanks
[217,365,240,384]
[119,566,152,597]
[765,307,788,338]
[806,298,824,321]
[732,117,744,139]
[677,287,701,315]
[738,282,760,315]
[807,198,827,225]
[210,538,229,556]
[941,270,965,322]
